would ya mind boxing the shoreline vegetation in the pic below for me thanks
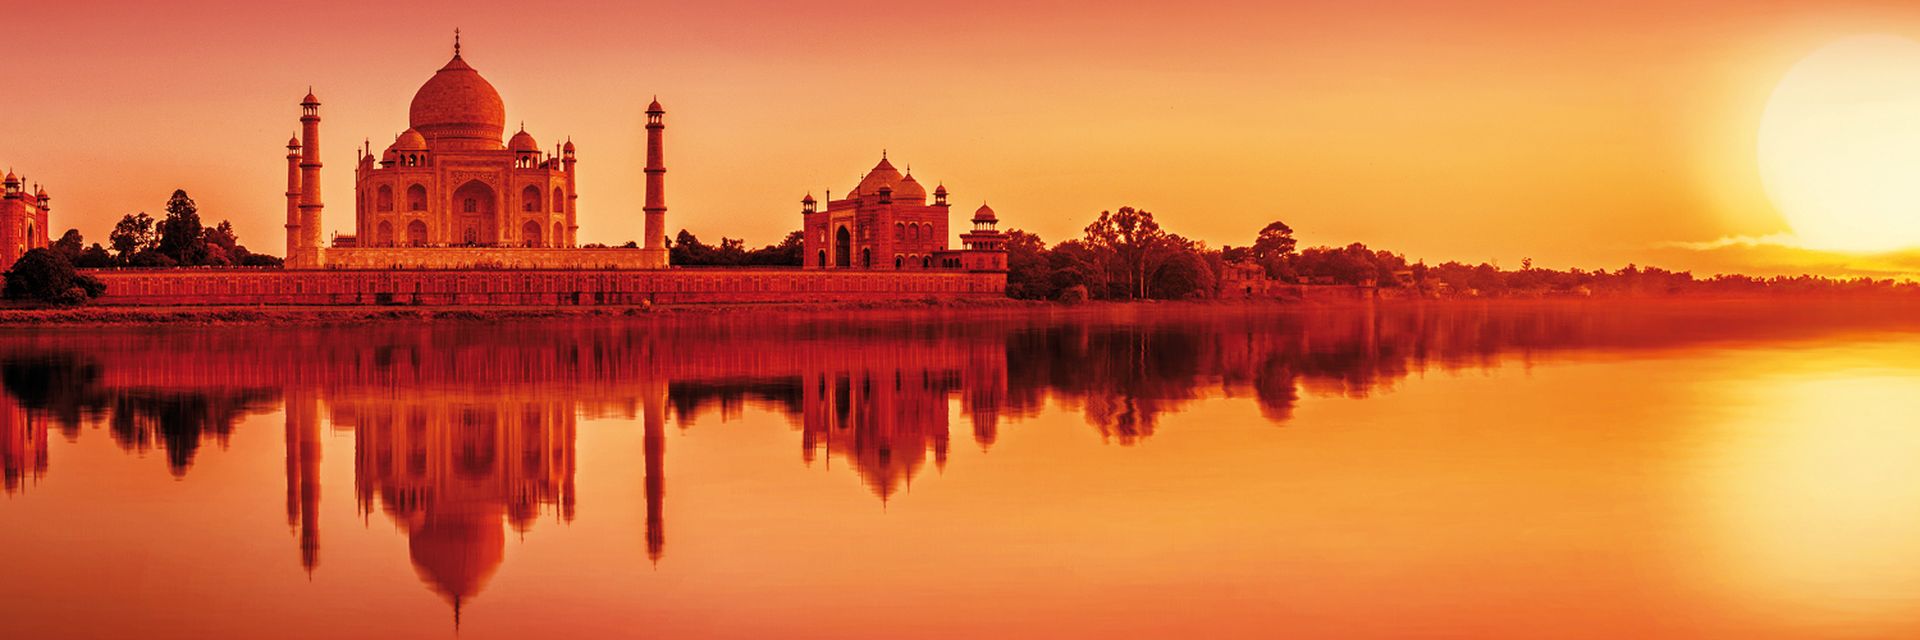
[10,189,1918,312]
[1,292,1914,327]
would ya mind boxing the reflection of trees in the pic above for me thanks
[0,355,278,477]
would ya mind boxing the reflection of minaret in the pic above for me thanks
[284,390,322,573]
[643,381,666,564]
[0,393,47,495]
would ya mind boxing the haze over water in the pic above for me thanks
[3,301,1920,638]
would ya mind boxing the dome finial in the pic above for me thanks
[453,28,462,57]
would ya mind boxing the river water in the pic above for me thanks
[3,300,1919,639]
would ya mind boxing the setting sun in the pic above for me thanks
[1758,35,1920,253]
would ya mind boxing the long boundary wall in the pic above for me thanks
[83,268,1006,306]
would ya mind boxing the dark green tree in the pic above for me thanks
[4,248,106,305]
[156,189,208,265]
[109,212,157,262]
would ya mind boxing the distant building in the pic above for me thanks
[0,170,50,266]
[801,154,1007,273]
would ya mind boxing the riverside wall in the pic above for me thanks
[83,267,1006,306]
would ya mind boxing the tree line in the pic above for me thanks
[5,189,280,305]
[1000,208,1919,300]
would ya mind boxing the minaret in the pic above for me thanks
[296,90,325,268]
[562,139,578,248]
[285,136,302,263]
[642,98,667,267]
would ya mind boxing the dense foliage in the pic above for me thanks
[997,208,1919,301]
[93,189,281,268]
[669,229,804,267]
[4,248,106,305]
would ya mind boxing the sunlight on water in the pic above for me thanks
[2,301,1919,639]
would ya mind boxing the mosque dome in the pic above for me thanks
[409,53,506,149]
[894,173,927,203]
[508,127,538,152]
[394,128,429,151]
[855,155,903,194]
[974,203,997,222]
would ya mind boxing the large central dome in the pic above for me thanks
[408,53,506,149]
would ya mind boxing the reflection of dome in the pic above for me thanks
[394,128,428,151]
[409,54,506,149]
[894,173,926,203]
[409,515,505,608]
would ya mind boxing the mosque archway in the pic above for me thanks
[407,220,429,246]
[522,220,544,247]
[406,184,428,211]
[834,226,851,268]
[376,221,394,246]
[521,185,543,213]
[377,185,394,212]
[453,180,497,245]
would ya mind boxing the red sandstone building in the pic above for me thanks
[801,154,1007,272]
[76,33,1009,305]
[0,170,51,267]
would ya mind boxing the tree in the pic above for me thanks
[1250,220,1297,279]
[1083,207,1177,299]
[202,220,240,266]
[52,229,84,261]
[744,230,804,266]
[109,212,157,262]
[74,243,115,269]
[4,248,105,305]
[157,189,208,265]
[1002,229,1054,299]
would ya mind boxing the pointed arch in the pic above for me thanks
[521,184,543,213]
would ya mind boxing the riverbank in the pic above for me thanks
[0,293,1909,327]
[0,298,1060,327]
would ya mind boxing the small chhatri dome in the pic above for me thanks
[802,193,816,204]
[302,89,319,104]
[287,136,301,149]
[562,138,576,151]
[409,37,507,149]
[974,203,997,222]
[508,125,538,152]
[395,128,429,151]
[933,183,947,196]
[647,97,664,113]
[2,170,16,184]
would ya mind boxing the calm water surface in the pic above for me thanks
[4,301,1920,639]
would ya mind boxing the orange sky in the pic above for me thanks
[3,0,1919,276]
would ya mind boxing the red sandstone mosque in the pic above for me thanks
[0,169,51,267]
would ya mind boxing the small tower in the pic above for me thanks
[959,203,1007,272]
[295,90,325,268]
[285,135,302,262]
[562,138,578,247]
[641,98,668,267]
[801,193,816,215]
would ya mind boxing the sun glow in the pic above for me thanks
[1758,35,1920,253]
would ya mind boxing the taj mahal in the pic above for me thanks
[262,33,1006,282]
[50,33,1009,305]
